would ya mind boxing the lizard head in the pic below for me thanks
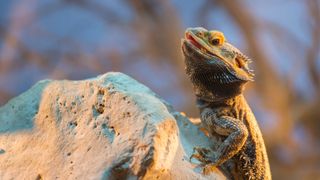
[181,27,255,101]
[182,27,254,82]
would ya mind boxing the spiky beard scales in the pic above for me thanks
[184,50,247,103]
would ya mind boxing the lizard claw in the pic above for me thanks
[189,153,199,162]
[190,147,216,164]
[190,147,219,175]
[202,163,219,175]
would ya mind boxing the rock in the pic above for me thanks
[0,72,225,180]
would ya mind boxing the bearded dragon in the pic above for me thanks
[181,27,271,180]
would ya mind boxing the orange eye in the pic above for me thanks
[209,31,225,46]
[211,38,220,45]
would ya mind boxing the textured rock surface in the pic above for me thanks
[0,72,225,180]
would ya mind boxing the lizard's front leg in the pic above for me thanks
[191,108,249,166]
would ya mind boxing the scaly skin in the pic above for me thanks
[181,27,271,180]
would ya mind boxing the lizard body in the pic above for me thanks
[181,27,271,180]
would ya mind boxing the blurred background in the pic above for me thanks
[0,0,319,179]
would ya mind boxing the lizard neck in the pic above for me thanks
[184,55,248,103]
[196,94,245,109]
[191,73,247,103]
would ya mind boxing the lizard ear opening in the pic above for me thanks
[235,57,245,68]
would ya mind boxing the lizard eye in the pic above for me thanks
[209,31,225,46]
[211,38,220,46]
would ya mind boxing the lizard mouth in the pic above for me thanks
[185,32,218,58]
[185,33,201,49]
